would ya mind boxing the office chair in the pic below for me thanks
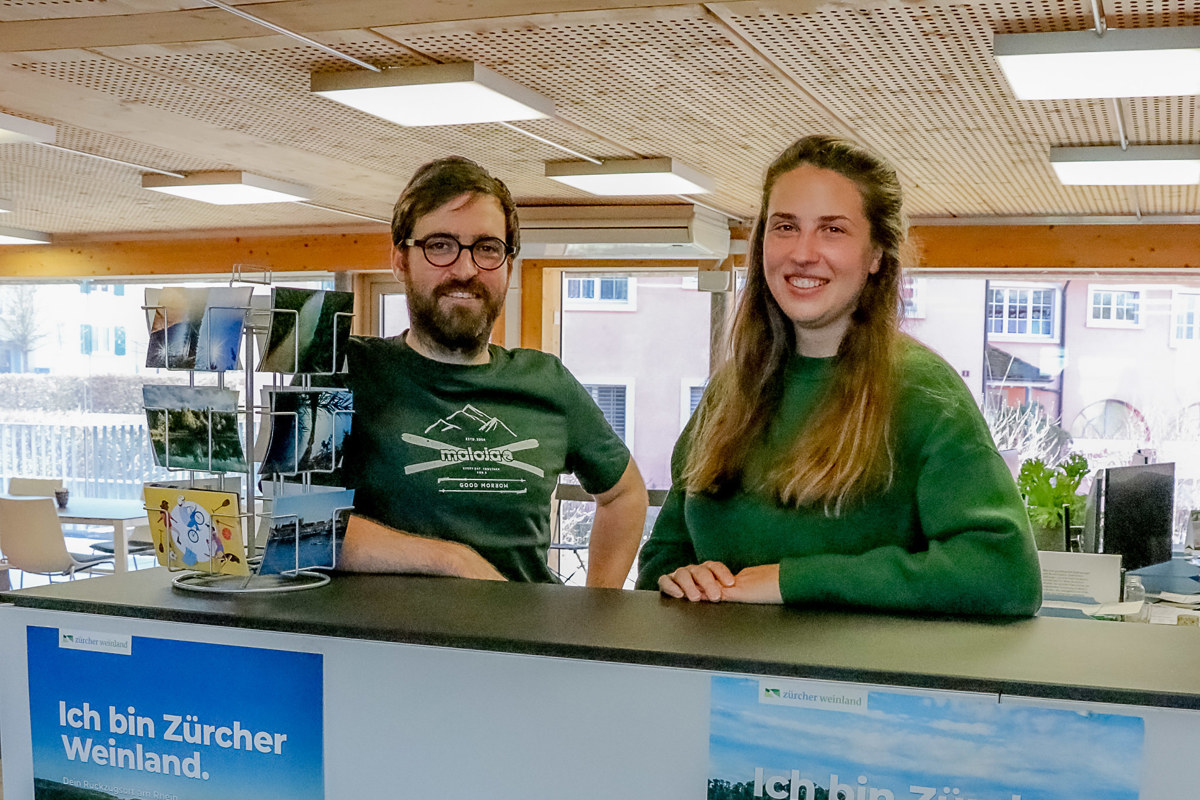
[0,496,114,587]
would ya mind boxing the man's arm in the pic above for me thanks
[583,458,649,588]
[339,514,506,581]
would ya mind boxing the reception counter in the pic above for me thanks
[3,569,1199,798]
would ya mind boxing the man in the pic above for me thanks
[339,157,648,586]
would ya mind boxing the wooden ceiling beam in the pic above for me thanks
[1,223,1197,280]
[911,225,1200,270]
[0,231,391,279]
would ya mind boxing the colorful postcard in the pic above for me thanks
[145,286,206,369]
[258,487,354,574]
[145,286,252,371]
[143,385,246,472]
[194,286,254,371]
[143,484,249,574]
[707,675,1144,800]
[259,388,353,476]
[257,288,353,374]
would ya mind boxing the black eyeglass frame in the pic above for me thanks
[402,235,515,271]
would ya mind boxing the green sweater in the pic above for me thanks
[636,342,1042,616]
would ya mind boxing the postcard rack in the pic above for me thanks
[141,278,354,594]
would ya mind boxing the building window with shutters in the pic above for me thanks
[680,379,707,430]
[80,324,93,355]
[583,382,631,443]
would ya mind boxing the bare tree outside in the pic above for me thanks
[0,285,44,373]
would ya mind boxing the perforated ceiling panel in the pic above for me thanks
[381,9,852,215]
[0,0,1195,238]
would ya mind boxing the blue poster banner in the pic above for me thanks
[26,625,323,800]
[708,675,1144,800]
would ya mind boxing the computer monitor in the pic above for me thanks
[1082,462,1175,572]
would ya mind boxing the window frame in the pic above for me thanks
[679,378,707,431]
[581,378,634,444]
[562,275,638,312]
[1086,284,1145,330]
[902,276,927,319]
[1170,289,1200,346]
[985,282,1062,343]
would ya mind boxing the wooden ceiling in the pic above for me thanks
[0,0,1197,264]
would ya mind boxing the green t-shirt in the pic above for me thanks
[636,341,1042,616]
[342,335,630,582]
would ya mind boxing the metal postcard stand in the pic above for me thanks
[142,272,353,594]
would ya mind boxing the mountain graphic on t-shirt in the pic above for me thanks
[424,404,517,438]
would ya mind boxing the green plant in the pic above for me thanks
[1017,453,1090,529]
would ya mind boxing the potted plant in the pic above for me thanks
[1016,453,1090,551]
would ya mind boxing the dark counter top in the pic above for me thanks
[5,568,1199,710]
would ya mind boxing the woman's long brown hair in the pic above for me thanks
[682,135,908,513]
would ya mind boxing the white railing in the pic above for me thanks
[0,422,172,499]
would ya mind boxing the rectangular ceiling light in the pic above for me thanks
[142,171,309,204]
[0,226,51,245]
[1050,145,1200,185]
[994,27,1200,99]
[311,62,555,126]
[545,158,715,196]
[0,110,56,144]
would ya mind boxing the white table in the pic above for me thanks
[56,497,147,574]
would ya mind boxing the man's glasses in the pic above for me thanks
[404,234,513,271]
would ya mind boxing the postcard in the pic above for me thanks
[258,288,353,374]
[145,286,207,369]
[143,384,247,472]
[143,484,249,575]
[194,286,254,371]
[145,286,253,371]
[258,487,354,574]
[259,388,353,476]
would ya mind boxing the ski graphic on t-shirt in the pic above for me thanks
[401,433,544,476]
[424,403,516,437]
[403,404,543,480]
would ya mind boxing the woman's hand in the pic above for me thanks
[721,564,782,604]
[658,561,736,602]
[658,562,783,604]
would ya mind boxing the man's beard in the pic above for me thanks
[405,275,504,356]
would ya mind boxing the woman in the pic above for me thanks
[635,135,1041,615]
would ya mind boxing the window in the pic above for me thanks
[563,276,637,311]
[1070,399,1150,442]
[1172,291,1200,344]
[584,384,628,441]
[680,380,707,430]
[902,277,926,318]
[1087,286,1142,328]
[559,270,709,492]
[114,326,126,357]
[986,284,1058,340]
[80,324,93,355]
